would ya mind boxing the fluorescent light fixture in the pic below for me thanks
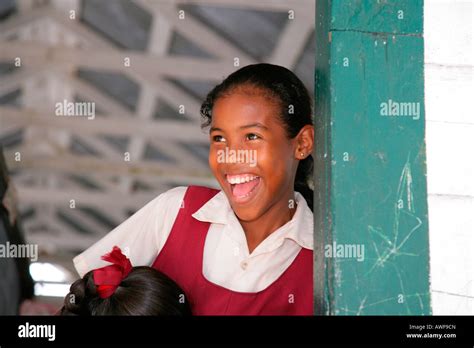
[29,262,70,282]
[34,282,71,298]
[30,262,74,297]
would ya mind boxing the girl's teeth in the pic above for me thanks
[226,175,259,185]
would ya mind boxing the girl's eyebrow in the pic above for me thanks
[209,123,269,133]
[240,122,269,130]
[209,126,222,133]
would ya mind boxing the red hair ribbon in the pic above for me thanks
[92,246,132,299]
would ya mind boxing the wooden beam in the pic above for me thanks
[119,84,154,191]
[137,0,314,17]
[0,41,233,80]
[86,172,218,189]
[5,150,213,180]
[0,106,208,143]
[11,164,216,189]
[15,185,157,210]
[150,12,173,55]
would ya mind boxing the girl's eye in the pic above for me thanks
[212,135,226,143]
[246,133,260,141]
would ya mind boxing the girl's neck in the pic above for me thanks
[239,192,297,254]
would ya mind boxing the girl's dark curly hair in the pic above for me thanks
[200,63,314,211]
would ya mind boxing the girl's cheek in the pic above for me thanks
[256,144,277,166]
[261,146,292,178]
[209,147,226,174]
[208,148,218,170]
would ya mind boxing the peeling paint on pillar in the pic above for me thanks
[314,0,431,315]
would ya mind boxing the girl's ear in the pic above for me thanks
[294,125,314,159]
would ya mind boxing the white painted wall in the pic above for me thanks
[425,0,474,314]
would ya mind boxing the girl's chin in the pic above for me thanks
[231,204,264,222]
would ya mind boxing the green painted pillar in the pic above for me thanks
[314,0,431,315]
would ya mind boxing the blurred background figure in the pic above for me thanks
[0,147,33,314]
[0,0,315,311]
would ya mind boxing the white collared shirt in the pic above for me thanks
[73,186,314,292]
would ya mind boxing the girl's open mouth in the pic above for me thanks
[226,174,261,204]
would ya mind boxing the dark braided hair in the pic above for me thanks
[200,63,314,211]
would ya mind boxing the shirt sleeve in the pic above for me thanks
[73,186,187,277]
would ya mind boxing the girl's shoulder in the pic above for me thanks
[158,186,188,199]
[156,185,217,200]
[151,185,223,207]
[154,185,221,212]
[135,186,189,217]
[149,186,189,211]
[158,186,220,199]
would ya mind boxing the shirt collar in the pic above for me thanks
[192,190,314,252]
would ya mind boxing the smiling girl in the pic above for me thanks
[73,63,315,315]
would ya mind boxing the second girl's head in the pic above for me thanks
[60,247,191,316]
[201,63,314,221]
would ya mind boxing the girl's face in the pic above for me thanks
[209,87,299,221]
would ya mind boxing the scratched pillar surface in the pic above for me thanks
[314,0,431,315]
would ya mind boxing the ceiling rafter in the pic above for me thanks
[0,105,208,142]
